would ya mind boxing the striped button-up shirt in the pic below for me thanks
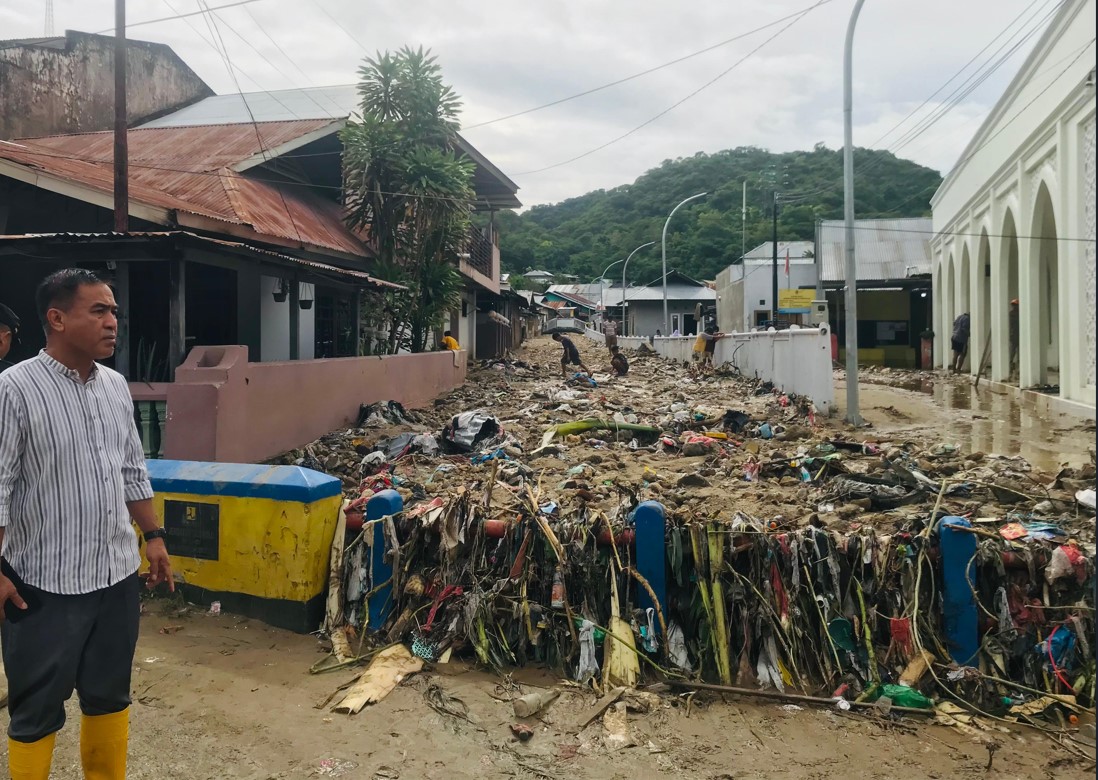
[0,351,152,594]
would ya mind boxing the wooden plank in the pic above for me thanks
[572,687,625,732]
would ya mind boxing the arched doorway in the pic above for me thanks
[1030,183,1060,387]
[1000,209,1020,383]
[977,230,991,375]
[958,244,971,370]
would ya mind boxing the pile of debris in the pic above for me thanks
[274,339,1094,750]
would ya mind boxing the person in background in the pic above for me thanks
[552,332,589,377]
[1008,299,1019,378]
[0,303,19,373]
[440,330,460,351]
[603,319,617,355]
[610,345,629,376]
[951,311,970,372]
[698,327,724,369]
[0,269,174,780]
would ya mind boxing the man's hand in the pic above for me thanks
[144,538,175,592]
[0,572,27,621]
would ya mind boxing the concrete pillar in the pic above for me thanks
[289,277,300,360]
[989,232,1011,382]
[1018,227,1041,388]
[941,254,955,368]
[113,261,131,379]
[168,256,186,380]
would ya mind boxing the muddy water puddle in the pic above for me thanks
[839,376,1095,472]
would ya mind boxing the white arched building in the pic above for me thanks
[930,0,1095,413]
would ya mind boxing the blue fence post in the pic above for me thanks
[367,489,402,631]
[634,500,667,634]
[940,516,978,665]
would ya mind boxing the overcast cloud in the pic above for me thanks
[1,0,1058,205]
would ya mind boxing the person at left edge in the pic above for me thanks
[0,268,175,780]
[0,302,19,372]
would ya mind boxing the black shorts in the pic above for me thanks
[951,337,966,353]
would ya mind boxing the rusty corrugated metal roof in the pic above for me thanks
[816,218,933,283]
[0,121,370,257]
[0,230,403,289]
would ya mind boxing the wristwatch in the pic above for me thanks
[143,528,168,543]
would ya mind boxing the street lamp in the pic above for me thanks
[843,0,866,425]
[597,257,627,320]
[621,241,656,335]
[662,192,707,333]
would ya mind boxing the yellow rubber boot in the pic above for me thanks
[7,733,56,780]
[80,709,129,780]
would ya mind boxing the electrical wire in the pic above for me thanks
[514,0,832,177]
[462,0,836,131]
[778,2,1065,205]
[198,0,305,245]
[95,0,266,33]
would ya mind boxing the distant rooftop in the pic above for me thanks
[816,217,932,283]
[140,86,520,209]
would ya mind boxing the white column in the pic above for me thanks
[1018,226,1041,389]
[1057,118,1078,401]
[989,231,1010,382]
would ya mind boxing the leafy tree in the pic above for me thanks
[342,47,474,353]
[498,146,941,283]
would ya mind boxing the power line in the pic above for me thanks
[779,5,1069,206]
[514,0,832,176]
[95,0,266,33]
[463,0,836,131]
[867,0,1054,152]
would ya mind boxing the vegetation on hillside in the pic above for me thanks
[498,145,941,283]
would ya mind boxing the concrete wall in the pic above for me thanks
[714,268,743,335]
[260,275,315,361]
[627,301,699,337]
[0,31,212,139]
[586,325,835,414]
[162,345,467,463]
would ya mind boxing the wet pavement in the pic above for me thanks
[838,371,1095,472]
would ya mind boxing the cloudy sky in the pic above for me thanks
[2,0,1061,205]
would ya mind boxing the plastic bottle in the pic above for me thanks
[551,566,566,609]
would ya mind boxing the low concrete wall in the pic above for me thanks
[589,326,835,414]
[163,345,467,463]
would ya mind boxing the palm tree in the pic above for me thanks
[342,47,474,353]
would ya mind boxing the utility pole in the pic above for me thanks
[771,192,779,324]
[843,0,867,425]
[113,0,128,232]
[741,181,747,261]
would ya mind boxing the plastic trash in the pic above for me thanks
[1076,489,1096,511]
[759,423,773,439]
[875,684,934,709]
[441,410,502,452]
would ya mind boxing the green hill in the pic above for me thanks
[498,145,942,284]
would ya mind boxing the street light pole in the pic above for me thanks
[662,192,707,334]
[843,0,866,425]
[622,241,656,336]
[598,258,627,322]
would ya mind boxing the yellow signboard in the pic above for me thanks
[778,288,815,312]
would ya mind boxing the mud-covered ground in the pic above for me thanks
[5,337,1094,778]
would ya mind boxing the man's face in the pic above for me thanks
[0,327,10,360]
[47,282,119,360]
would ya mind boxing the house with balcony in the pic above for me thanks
[0,73,520,462]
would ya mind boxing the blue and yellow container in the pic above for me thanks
[145,460,342,632]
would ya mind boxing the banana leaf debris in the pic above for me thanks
[275,340,1095,750]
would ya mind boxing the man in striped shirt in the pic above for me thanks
[0,268,174,780]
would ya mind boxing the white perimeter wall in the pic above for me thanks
[585,325,835,414]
